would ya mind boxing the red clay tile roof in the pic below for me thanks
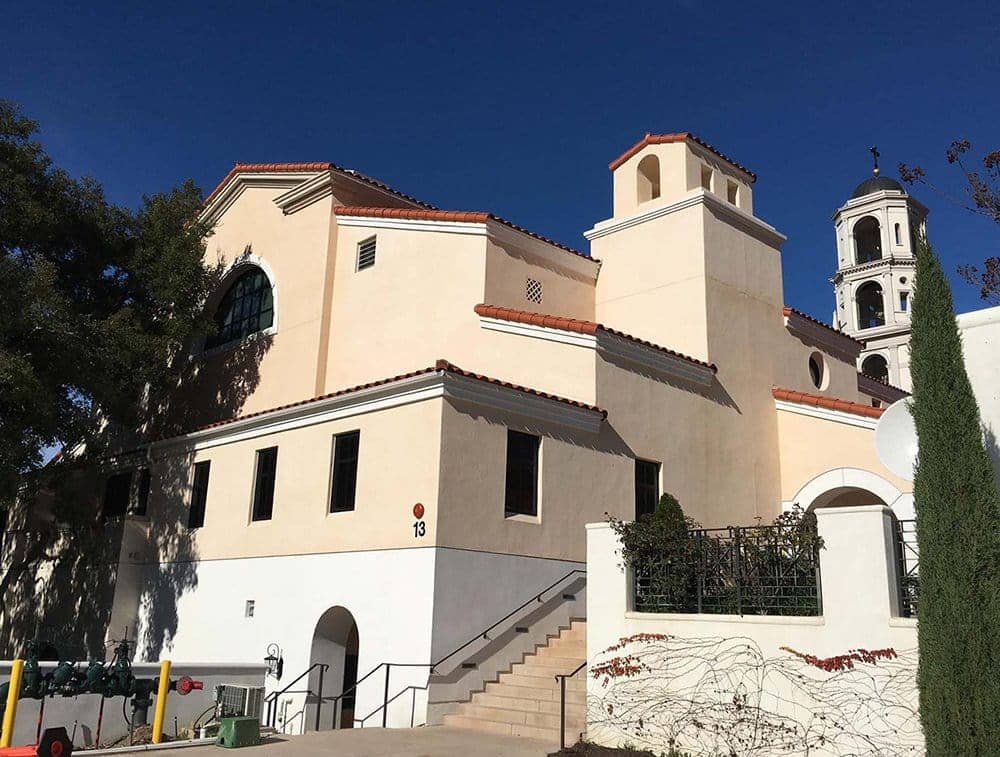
[608,133,757,182]
[772,387,884,419]
[162,360,604,442]
[474,304,717,374]
[783,306,864,348]
[202,162,437,211]
[334,207,594,262]
[857,372,910,397]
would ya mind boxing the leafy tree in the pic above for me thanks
[900,140,1000,304]
[908,235,1000,754]
[0,99,218,521]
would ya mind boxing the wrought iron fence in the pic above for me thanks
[632,524,822,616]
[894,518,919,617]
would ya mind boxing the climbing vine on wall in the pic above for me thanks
[589,633,922,756]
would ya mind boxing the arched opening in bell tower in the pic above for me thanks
[857,281,885,329]
[636,155,661,203]
[854,216,882,264]
[862,353,889,383]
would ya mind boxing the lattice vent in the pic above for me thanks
[525,278,542,303]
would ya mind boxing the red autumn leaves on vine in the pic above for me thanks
[781,646,897,672]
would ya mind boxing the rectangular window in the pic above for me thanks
[900,291,909,311]
[635,459,660,519]
[189,461,211,529]
[251,447,278,521]
[330,431,360,513]
[135,468,152,516]
[102,471,133,520]
[356,236,377,271]
[504,431,539,517]
[245,600,255,618]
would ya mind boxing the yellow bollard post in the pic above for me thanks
[151,660,171,744]
[1,659,24,748]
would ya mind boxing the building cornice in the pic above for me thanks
[857,373,909,403]
[334,213,600,280]
[774,398,879,430]
[833,190,929,219]
[584,189,785,248]
[200,173,317,225]
[832,256,915,283]
[477,309,716,387]
[782,307,861,362]
[153,364,604,453]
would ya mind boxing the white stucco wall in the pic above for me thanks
[119,546,585,732]
[585,506,921,755]
[959,305,1000,488]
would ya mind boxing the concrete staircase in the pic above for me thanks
[443,620,586,743]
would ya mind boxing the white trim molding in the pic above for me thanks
[200,173,320,225]
[789,468,905,512]
[774,398,879,430]
[478,316,716,387]
[154,369,603,454]
[584,189,786,248]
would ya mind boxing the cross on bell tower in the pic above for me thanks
[829,149,929,391]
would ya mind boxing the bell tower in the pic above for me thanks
[831,147,927,391]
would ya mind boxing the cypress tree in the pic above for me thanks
[910,237,1000,754]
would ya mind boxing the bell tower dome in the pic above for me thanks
[831,147,928,391]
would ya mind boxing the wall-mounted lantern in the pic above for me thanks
[264,643,283,680]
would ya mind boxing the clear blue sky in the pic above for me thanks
[3,1,997,318]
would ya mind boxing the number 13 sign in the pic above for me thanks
[413,503,426,538]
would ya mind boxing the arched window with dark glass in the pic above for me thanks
[862,354,889,383]
[854,216,882,264]
[856,281,885,330]
[206,266,274,349]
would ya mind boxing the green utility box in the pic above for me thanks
[216,716,261,748]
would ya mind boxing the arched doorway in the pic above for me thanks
[789,467,909,518]
[308,606,359,730]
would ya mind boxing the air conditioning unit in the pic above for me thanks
[215,684,265,720]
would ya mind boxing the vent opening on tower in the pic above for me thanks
[636,154,660,203]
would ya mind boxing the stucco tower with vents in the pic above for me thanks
[831,163,928,391]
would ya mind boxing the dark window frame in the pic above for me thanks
[504,430,540,518]
[189,461,211,529]
[635,459,661,519]
[251,447,278,522]
[134,468,152,516]
[329,431,361,513]
[206,267,274,349]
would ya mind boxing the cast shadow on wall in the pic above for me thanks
[0,332,272,662]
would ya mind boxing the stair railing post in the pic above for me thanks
[559,675,567,749]
[315,665,325,732]
[382,664,391,728]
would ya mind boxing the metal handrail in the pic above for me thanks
[433,569,586,669]
[329,570,586,730]
[329,662,434,729]
[555,661,587,750]
[355,684,429,728]
[264,662,329,728]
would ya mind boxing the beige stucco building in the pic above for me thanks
[4,133,915,739]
